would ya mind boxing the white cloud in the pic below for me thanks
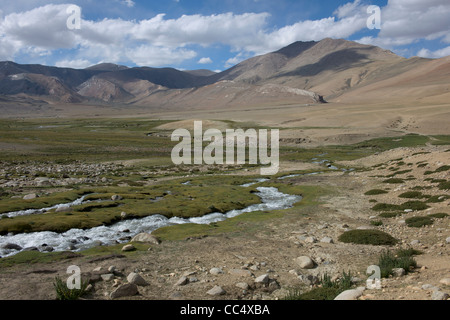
[55,58,92,69]
[125,45,197,67]
[417,46,450,59]
[1,2,449,67]
[374,0,450,47]
[123,0,135,8]
[198,57,212,64]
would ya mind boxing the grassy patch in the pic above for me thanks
[364,189,388,196]
[437,181,450,190]
[377,250,418,278]
[398,191,424,199]
[382,178,405,184]
[405,216,434,228]
[338,229,397,246]
[284,271,353,301]
[372,201,429,212]
[370,220,383,226]
[428,213,449,219]
[0,251,81,268]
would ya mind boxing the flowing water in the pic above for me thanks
[0,184,301,258]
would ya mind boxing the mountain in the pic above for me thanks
[0,38,449,108]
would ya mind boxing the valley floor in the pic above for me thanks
[0,143,448,301]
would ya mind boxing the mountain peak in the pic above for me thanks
[85,63,129,72]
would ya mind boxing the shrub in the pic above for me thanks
[405,216,434,228]
[398,191,424,199]
[53,276,89,300]
[382,178,405,184]
[378,212,403,218]
[338,229,398,246]
[284,271,354,300]
[370,220,383,226]
[438,181,450,190]
[377,250,417,278]
[428,213,449,219]
[364,189,388,195]
[399,201,430,211]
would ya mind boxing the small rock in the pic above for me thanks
[320,237,334,244]
[431,290,449,300]
[127,272,149,286]
[110,283,138,299]
[175,276,189,286]
[295,256,315,269]
[254,274,270,285]
[209,267,224,275]
[334,287,365,300]
[299,274,319,286]
[304,236,317,243]
[108,266,116,273]
[23,193,37,200]
[229,269,252,277]
[422,284,438,291]
[392,268,406,277]
[207,285,226,296]
[446,237,450,244]
[121,244,135,252]
[439,278,450,286]
[120,212,127,218]
[101,274,115,282]
[111,195,123,201]
[236,282,250,290]
[410,240,421,246]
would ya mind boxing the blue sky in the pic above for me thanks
[0,0,449,71]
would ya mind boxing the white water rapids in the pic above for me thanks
[0,183,301,258]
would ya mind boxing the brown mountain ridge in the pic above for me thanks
[0,38,449,110]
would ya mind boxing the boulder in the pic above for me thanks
[23,193,37,200]
[334,287,365,300]
[127,272,149,286]
[131,233,161,245]
[207,286,226,296]
[295,256,315,269]
[110,283,138,299]
[3,243,22,251]
[121,244,135,252]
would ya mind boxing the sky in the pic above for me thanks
[0,0,449,71]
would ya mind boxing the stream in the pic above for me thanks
[0,181,301,258]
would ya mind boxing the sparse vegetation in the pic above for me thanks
[53,276,90,300]
[364,189,388,195]
[284,271,354,300]
[377,250,418,278]
[338,229,398,246]
[405,216,434,228]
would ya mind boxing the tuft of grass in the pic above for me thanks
[377,250,418,278]
[53,276,90,300]
[284,271,353,301]
[338,229,398,246]
[405,216,434,228]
